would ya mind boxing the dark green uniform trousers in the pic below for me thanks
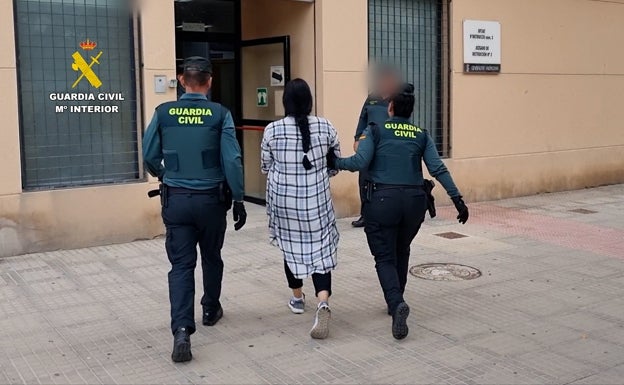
[162,187,226,334]
[363,186,427,313]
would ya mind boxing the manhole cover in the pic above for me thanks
[410,263,481,281]
[435,232,468,239]
[569,208,597,214]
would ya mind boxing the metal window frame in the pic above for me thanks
[12,0,144,190]
[367,0,451,157]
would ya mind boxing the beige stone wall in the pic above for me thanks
[314,0,369,217]
[444,0,624,201]
[0,0,21,197]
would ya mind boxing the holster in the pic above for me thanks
[423,179,436,218]
[219,181,233,210]
[364,181,373,202]
[159,184,169,208]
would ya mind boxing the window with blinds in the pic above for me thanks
[368,0,449,156]
[14,0,140,189]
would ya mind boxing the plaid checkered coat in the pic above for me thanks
[261,116,341,279]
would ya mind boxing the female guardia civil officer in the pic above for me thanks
[328,83,469,340]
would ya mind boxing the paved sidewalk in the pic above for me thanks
[1,185,624,385]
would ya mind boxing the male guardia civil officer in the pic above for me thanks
[352,65,401,227]
[143,56,247,363]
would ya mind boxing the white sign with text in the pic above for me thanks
[463,20,501,73]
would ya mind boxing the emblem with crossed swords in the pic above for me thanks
[72,50,103,89]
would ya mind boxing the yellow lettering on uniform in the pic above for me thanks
[177,116,205,124]
[394,130,417,138]
[171,108,212,117]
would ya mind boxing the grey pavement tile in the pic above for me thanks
[562,262,624,279]
[586,299,624,322]
[466,332,544,357]
[468,363,556,385]
[27,277,78,295]
[550,338,624,369]
[426,345,489,370]
[514,349,597,383]
[577,278,624,300]
[543,285,615,309]
[570,363,624,384]
[15,266,64,283]
[507,293,575,318]
[508,319,588,347]
[550,312,621,334]
[588,326,624,348]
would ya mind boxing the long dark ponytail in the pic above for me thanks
[283,78,314,170]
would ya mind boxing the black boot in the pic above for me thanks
[392,302,410,340]
[171,327,192,363]
[202,306,223,326]
[351,216,365,228]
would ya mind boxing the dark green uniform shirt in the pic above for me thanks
[355,95,390,141]
[142,93,244,201]
[337,117,461,198]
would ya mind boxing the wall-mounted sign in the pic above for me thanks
[463,20,501,74]
[257,87,268,107]
[270,66,285,86]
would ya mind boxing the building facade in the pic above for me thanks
[1,0,623,257]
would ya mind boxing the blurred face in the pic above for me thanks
[377,72,400,99]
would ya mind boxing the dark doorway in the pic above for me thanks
[174,0,239,117]
[173,0,291,205]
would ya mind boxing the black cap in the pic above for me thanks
[180,56,212,74]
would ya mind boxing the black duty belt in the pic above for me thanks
[167,186,219,195]
[372,183,423,191]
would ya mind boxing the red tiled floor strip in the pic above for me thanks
[437,204,624,259]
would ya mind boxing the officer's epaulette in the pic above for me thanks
[367,94,382,105]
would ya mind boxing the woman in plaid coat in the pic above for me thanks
[261,78,341,339]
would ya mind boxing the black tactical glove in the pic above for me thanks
[233,201,247,231]
[423,179,437,218]
[452,196,469,224]
[326,147,338,171]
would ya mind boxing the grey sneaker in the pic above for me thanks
[288,294,305,314]
[310,302,331,339]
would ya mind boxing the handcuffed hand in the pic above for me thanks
[452,196,469,224]
[233,201,247,231]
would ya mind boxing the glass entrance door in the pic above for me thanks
[239,36,291,202]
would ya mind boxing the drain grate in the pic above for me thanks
[435,232,468,239]
[569,208,597,214]
[410,263,481,281]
